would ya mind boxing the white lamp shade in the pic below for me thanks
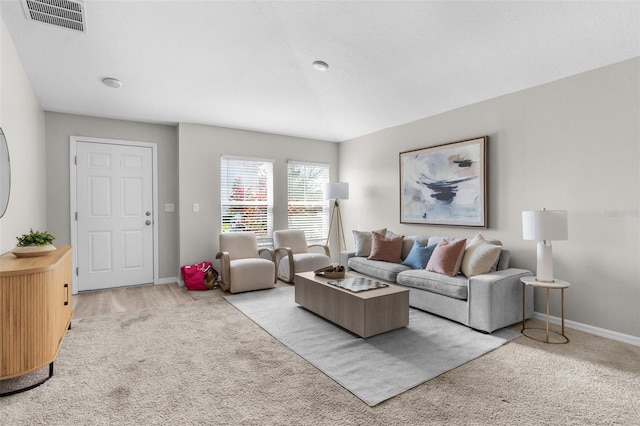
[522,210,568,241]
[325,182,349,200]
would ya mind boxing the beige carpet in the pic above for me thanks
[1,287,639,425]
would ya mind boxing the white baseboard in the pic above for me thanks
[533,312,640,347]
[154,277,178,285]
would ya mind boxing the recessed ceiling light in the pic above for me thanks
[312,61,329,71]
[102,77,123,88]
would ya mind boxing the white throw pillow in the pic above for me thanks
[461,233,502,277]
[353,228,386,257]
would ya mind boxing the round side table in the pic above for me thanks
[521,276,570,344]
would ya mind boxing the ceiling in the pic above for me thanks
[1,1,639,143]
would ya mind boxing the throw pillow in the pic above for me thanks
[461,233,502,277]
[368,232,404,263]
[427,236,462,246]
[385,230,402,239]
[353,228,387,257]
[402,240,438,269]
[426,238,467,277]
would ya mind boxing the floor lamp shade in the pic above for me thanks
[522,209,568,282]
[325,182,349,200]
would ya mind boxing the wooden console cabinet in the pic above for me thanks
[0,246,72,393]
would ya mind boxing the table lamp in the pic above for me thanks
[522,209,568,282]
[325,182,349,254]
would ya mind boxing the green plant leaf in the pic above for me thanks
[16,228,56,247]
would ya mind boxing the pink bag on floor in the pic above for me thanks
[181,261,217,291]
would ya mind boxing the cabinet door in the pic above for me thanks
[0,247,72,380]
[1,274,57,377]
[52,250,73,347]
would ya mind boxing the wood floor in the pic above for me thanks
[72,283,195,319]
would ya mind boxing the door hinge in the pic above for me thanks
[76,267,79,276]
[75,212,78,221]
[74,156,77,165]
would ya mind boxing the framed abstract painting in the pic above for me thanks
[400,136,487,228]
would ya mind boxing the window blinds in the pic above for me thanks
[221,156,274,245]
[287,161,330,243]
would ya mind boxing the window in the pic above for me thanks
[221,156,274,245]
[287,161,330,243]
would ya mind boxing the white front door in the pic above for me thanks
[75,141,154,291]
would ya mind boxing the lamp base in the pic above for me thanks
[536,241,555,283]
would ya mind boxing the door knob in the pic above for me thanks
[146,220,151,225]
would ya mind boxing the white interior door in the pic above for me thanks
[75,141,154,291]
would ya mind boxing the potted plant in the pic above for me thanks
[12,228,57,257]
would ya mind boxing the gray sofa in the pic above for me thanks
[340,233,534,333]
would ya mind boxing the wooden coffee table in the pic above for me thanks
[294,271,409,338]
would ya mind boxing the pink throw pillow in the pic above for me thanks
[368,232,404,264]
[426,238,467,276]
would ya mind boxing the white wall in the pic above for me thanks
[178,123,339,267]
[0,16,47,253]
[339,58,640,338]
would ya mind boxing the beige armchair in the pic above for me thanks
[216,232,276,293]
[273,230,331,283]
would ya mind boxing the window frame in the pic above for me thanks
[220,155,274,246]
[286,160,330,244]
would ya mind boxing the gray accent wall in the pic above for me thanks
[339,58,640,338]
[177,123,339,268]
[40,116,338,281]
[44,112,179,280]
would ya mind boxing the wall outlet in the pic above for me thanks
[192,203,199,213]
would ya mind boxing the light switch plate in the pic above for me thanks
[165,203,174,212]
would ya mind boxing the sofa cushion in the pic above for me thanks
[368,232,404,263]
[353,228,387,257]
[384,230,403,239]
[426,238,467,276]
[402,240,437,269]
[427,236,463,246]
[461,233,502,277]
[348,257,410,282]
[397,270,468,300]
[400,235,430,260]
[496,250,510,270]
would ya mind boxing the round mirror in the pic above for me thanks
[0,127,10,218]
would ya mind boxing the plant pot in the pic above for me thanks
[11,245,57,258]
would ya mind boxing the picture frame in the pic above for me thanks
[399,136,487,228]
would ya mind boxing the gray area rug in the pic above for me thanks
[225,287,519,406]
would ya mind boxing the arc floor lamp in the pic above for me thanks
[325,182,349,255]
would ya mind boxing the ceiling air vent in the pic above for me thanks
[21,0,86,33]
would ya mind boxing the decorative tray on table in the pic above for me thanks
[327,277,389,293]
[314,265,345,279]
